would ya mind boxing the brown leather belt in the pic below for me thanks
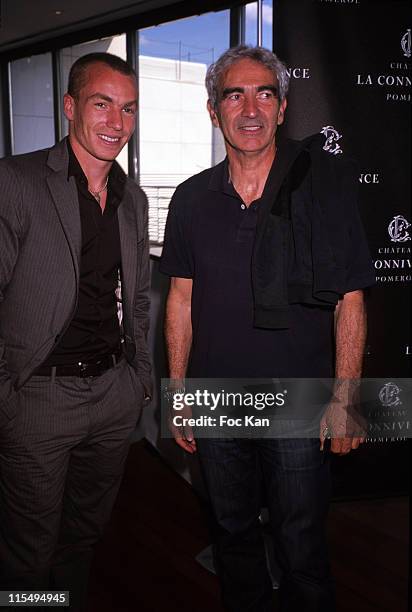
[33,347,123,378]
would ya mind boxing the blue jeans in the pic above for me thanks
[197,438,335,612]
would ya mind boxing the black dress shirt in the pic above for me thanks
[43,141,125,366]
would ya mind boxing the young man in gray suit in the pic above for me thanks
[0,53,152,610]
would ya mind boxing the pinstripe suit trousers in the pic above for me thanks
[0,357,142,611]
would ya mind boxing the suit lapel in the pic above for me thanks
[45,140,139,323]
[46,140,81,284]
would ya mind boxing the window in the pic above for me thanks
[9,53,54,155]
[4,4,270,244]
[245,0,273,48]
[137,11,230,243]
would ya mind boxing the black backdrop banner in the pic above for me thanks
[273,0,411,496]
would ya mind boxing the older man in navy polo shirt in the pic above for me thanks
[160,45,374,612]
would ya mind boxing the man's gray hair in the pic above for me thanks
[206,45,290,110]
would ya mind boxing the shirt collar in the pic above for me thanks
[208,157,238,197]
[66,138,127,202]
[207,138,305,204]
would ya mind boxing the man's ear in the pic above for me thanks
[277,98,287,125]
[63,93,75,122]
[207,100,220,128]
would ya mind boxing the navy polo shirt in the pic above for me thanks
[160,157,370,379]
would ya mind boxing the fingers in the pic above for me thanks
[175,436,197,454]
[351,438,360,450]
[167,401,197,454]
[182,423,194,443]
[173,422,197,454]
[319,427,324,451]
[330,436,365,455]
[351,436,366,449]
[319,418,328,451]
[182,423,197,453]
[168,419,197,454]
[331,437,352,454]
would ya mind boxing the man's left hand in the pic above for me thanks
[320,394,366,455]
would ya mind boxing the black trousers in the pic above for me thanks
[0,359,142,611]
[197,438,336,612]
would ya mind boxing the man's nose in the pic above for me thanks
[242,93,258,117]
[107,107,123,130]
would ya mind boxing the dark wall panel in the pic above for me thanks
[274,0,411,497]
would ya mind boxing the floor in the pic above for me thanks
[87,440,409,612]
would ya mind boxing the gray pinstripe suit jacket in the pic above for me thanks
[0,138,152,420]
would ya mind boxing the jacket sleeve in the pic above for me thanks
[132,189,153,401]
[0,162,24,412]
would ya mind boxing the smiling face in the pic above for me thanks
[63,62,137,163]
[208,58,287,157]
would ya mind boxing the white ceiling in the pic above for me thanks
[0,0,179,53]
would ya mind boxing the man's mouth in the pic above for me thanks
[98,134,121,143]
[238,125,263,132]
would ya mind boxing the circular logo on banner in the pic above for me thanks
[401,29,411,58]
[375,215,411,283]
[379,382,402,407]
[320,126,343,155]
[388,215,411,243]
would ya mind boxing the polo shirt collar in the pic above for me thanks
[206,137,305,202]
[208,157,239,197]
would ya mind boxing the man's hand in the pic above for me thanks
[324,289,368,455]
[167,395,197,454]
[320,380,367,455]
[320,401,366,454]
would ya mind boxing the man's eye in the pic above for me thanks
[228,94,241,101]
[258,91,274,99]
[123,107,136,115]
[95,102,107,109]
